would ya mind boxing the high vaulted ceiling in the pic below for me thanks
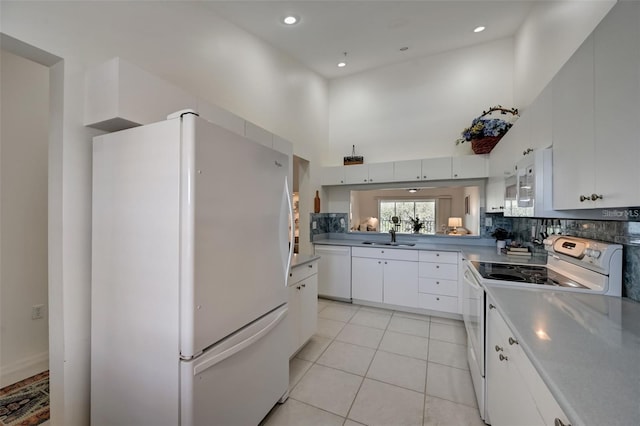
[205,1,535,79]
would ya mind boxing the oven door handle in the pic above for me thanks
[464,267,482,291]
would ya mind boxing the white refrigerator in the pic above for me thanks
[91,112,293,426]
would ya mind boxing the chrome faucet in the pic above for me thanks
[389,229,397,243]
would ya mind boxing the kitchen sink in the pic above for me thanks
[361,241,415,247]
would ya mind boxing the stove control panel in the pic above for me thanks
[544,235,622,271]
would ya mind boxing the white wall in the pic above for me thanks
[0,49,50,386]
[328,38,514,165]
[513,0,615,107]
[463,186,480,235]
[1,2,329,424]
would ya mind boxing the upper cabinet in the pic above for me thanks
[321,155,487,186]
[552,2,640,209]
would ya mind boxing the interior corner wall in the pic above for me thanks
[513,0,616,108]
[0,49,50,386]
[327,37,514,166]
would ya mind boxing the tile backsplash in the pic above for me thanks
[310,213,348,237]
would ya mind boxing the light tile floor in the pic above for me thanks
[261,299,486,426]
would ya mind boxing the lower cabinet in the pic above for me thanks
[487,295,570,426]
[351,247,418,307]
[418,251,460,314]
[288,261,318,358]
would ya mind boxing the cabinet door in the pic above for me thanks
[299,275,318,348]
[352,257,383,302]
[527,83,553,152]
[552,36,595,210]
[593,2,640,208]
[321,166,346,185]
[383,260,418,308]
[452,155,488,179]
[344,164,369,184]
[486,303,545,426]
[315,245,351,299]
[393,160,422,182]
[420,157,452,180]
[486,176,506,213]
[287,284,302,357]
[368,162,394,183]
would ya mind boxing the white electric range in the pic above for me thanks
[461,235,623,422]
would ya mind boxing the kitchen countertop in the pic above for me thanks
[485,285,640,426]
[313,237,547,265]
[291,253,320,268]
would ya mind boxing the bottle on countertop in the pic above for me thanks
[314,190,320,213]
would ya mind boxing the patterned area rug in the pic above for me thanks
[0,371,49,426]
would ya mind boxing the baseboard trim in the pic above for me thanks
[1,351,49,387]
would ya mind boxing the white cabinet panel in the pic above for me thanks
[344,164,370,184]
[244,121,273,148]
[552,35,596,210]
[393,160,422,182]
[321,167,346,186]
[418,294,458,313]
[418,263,458,280]
[418,251,458,264]
[352,257,383,303]
[383,260,419,308]
[421,157,452,180]
[452,155,488,179]
[368,162,394,183]
[486,176,506,213]
[418,278,458,297]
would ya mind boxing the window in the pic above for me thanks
[379,200,436,234]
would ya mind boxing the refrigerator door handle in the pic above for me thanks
[192,306,288,376]
[282,177,294,284]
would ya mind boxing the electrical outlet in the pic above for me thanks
[485,217,493,227]
[312,221,317,230]
[31,304,45,320]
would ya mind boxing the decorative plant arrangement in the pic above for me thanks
[490,227,511,241]
[456,105,519,154]
[409,216,424,233]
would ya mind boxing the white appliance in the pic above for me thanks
[504,148,554,218]
[314,245,352,300]
[91,112,293,426]
[462,235,622,421]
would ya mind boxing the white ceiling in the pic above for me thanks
[205,1,535,79]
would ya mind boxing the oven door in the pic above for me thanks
[462,261,484,375]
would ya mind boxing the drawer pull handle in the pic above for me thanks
[301,283,306,288]
[499,354,508,362]
[436,253,440,256]
[554,419,571,426]
[289,273,293,277]
[436,265,440,269]
[436,297,440,301]
[308,264,313,268]
[489,304,496,310]
[495,345,503,352]
[508,337,519,345]
[296,286,301,290]
[436,281,440,284]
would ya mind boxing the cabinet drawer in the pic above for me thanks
[418,262,458,279]
[289,261,317,285]
[418,278,458,297]
[352,246,419,261]
[418,293,458,314]
[419,251,458,264]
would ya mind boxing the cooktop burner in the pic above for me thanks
[471,261,587,289]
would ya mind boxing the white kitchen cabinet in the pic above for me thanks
[553,2,640,209]
[351,247,419,306]
[418,250,459,314]
[420,157,452,180]
[344,163,394,184]
[351,257,384,303]
[486,296,570,426]
[393,159,422,182]
[287,261,318,358]
[383,260,419,308]
[314,245,351,300]
[321,167,346,186]
[452,155,488,179]
[485,176,506,213]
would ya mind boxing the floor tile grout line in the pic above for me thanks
[285,396,349,421]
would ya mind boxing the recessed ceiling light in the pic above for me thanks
[337,61,347,68]
[474,26,486,33]
[283,15,299,25]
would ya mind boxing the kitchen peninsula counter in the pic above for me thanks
[312,236,547,265]
[485,285,640,426]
